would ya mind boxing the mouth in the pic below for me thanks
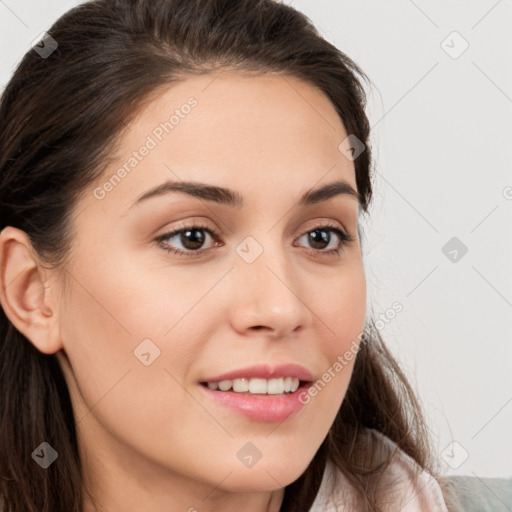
[198,378,313,422]
[199,377,311,396]
[196,363,315,422]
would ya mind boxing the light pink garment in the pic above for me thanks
[309,430,448,512]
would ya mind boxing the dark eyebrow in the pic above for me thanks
[298,180,361,206]
[128,178,361,211]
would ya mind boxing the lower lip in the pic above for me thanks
[198,383,311,422]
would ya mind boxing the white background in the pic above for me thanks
[1,0,511,478]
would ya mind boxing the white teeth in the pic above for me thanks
[232,378,249,392]
[249,378,267,394]
[267,378,284,394]
[218,380,232,391]
[204,377,301,394]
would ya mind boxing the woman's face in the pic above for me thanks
[53,71,367,508]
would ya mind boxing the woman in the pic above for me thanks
[0,0,458,510]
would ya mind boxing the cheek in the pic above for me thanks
[315,262,367,355]
[58,253,211,410]
[59,278,134,398]
[300,266,366,416]
[57,265,177,425]
[58,274,205,468]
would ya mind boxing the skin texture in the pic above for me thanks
[0,71,367,512]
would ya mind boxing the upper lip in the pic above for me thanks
[200,364,314,383]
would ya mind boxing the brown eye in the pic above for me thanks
[155,224,219,256]
[296,224,355,257]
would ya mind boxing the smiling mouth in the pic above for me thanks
[199,377,309,395]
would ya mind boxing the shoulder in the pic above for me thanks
[309,428,449,512]
[369,429,449,512]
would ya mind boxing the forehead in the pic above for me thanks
[84,71,358,217]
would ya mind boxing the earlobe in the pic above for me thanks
[0,226,63,354]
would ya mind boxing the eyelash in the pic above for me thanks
[154,222,356,259]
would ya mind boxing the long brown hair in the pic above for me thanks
[0,1,447,510]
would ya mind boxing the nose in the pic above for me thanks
[228,239,314,339]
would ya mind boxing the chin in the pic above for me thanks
[216,457,312,492]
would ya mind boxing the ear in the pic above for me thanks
[0,226,63,354]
